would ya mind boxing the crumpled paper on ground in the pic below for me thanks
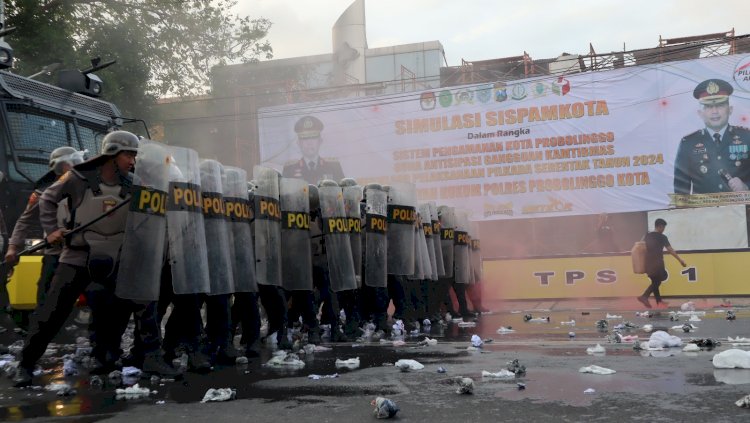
[335,357,360,369]
[470,334,483,348]
[416,337,438,347]
[579,365,616,375]
[482,369,515,378]
[372,397,399,419]
[263,351,305,368]
[200,388,236,403]
[457,321,477,327]
[680,301,696,312]
[308,373,339,380]
[122,366,142,377]
[394,359,424,370]
[728,336,750,347]
[713,349,750,369]
[648,331,682,348]
[586,344,606,354]
[496,326,515,334]
[736,394,750,408]
[606,314,622,319]
[456,377,474,394]
[683,344,700,352]
[115,384,154,400]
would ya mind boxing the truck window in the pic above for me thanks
[3,104,106,182]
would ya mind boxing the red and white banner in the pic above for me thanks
[258,54,750,220]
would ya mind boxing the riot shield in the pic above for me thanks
[319,184,357,292]
[253,166,282,286]
[116,140,170,301]
[386,182,416,276]
[420,204,438,281]
[438,206,455,278]
[429,202,446,277]
[165,145,210,295]
[225,166,258,293]
[343,186,363,286]
[280,177,313,291]
[469,221,482,284]
[453,209,471,284]
[200,159,235,295]
[364,186,387,288]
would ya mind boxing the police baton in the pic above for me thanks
[1,198,132,266]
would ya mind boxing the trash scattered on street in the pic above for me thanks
[691,338,721,349]
[392,340,406,347]
[437,367,446,374]
[606,314,622,319]
[673,323,697,333]
[372,397,399,419]
[122,366,142,377]
[713,349,750,369]
[728,336,750,347]
[200,388,236,403]
[335,357,360,370]
[115,384,154,400]
[506,359,526,376]
[517,383,526,390]
[584,388,596,394]
[235,356,249,364]
[579,365,616,375]
[560,319,575,326]
[470,334,483,348]
[308,373,339,380]
[736,394,750,408]
[586,344,606,355]
[613,321,639,330]
[416,337,438,347]
[727,311,737,321]
[595,319,608,329]
[457,321,477,328]
[568,332,576,338]
[394,359,424,370]
[648,331,683,348]
[496,326,515,334]
[455,377,474,394]
[523,314,550,323]
[636,311,652,318]
[391,320,405,336]
[642,324,654,333]
[683,344,700,352]
[689,315,702,322]
[680,301,696,312]
[264,351,305,368]
[481,369,515,378]
[63,355,78,377]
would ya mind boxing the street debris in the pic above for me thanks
[560,319,576,326]
[568,332,576,338]
[308,373,339,380]
[517,383,526,390]
[579,365,616,375]
[122,366,142,378]
[115,384,155,400]
[264,351,305,368]
[394,359,424,370]
[372,397,399,419]
[235,356,249,364]
[481,369,515,379]
[672,323,697,333]
[455,377,474,394]
[642,324,654,333]
[648,331,683,348]
[613,321,639,330]
[416,337,438,347]
[689,315,702,322]
[457,321,477,328]
[682,344,700,352]
[595,320,608,329]
[727,310,737,321]
[584,388,596,394]
[606,314,622,319]
[62,355,78,377]
[586,344,606,354]
[728,336,750,347]
[690,339,721,349]
[200,388,236,403]
[523,314,549,323]
[680,301,696,312]
[437,367,446,374]
[636,311,653,318]
[335,357,360,370]
[736,394,750,408]
[45,382,76,396]
[470,334,483,348]
[496,326,515,334]
[713,349,750,369]
[506,359,526,376]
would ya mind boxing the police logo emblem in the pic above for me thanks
[707,81,720,95]
[103,199,118,213]
[700,165,708,174]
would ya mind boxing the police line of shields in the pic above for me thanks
[116,140,170,301]
[280,177,313,291]
[225,166,257,293]
[364,185,387,288]
[343,186,363,286]
[429,202,446,277]
[200,160,234,295]
[387,182,416,276]
[253,166,282,287]
[453,209,471,284]
[438,206,455,278]
[319,183,357,292]
[165,145,210,295]
[420,203,438,281]
[469,220,482,285]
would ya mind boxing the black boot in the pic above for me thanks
[142,351,182,378]
[307,326,321,345]
[277,328,293,350]
[187,347,212,373]
[331,324,350,342]
[12,366,33,388]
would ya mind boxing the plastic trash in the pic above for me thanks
[689,315,702,322]
[642,324,654,333]
[584,388,596,394]
[264,351,305,368]
[691,338,721,349]
[648,331,683,348]
[680,301,696,312]
[568,332,576,338]
[416,337,438,347]
[635,311,652,318]
[579,365,616,375]
[457,321,477,328]
[437,367,446,374]
[308,373,339,380]
[122,366,142,377]
[736,394,750,408]
[561,320,576,326]
[586,344,606,354]
[372,397,399,419]
[45,382,73,394]
[392,320,405,336]
[595,320,608,329]
[115,384,154,400]
[422,319,432,327]
[672,324,697,332]
[394,359,424,370]
[606,314,622,319]
[517,383,526,390]
[335,357,360,370]
[471,334,483,348]
[63,356,78,377]
[200,388,236,403]
[507,359,526,376]
[712,349,750,369]
[481,369,515,378]
[392,340,406,347]
[727,310,737,321]
[621,335,639,343]
[456,377,474,394]
[496,326,515,334]
[683,344,700,352]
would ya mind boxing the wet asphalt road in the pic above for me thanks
[0,298,749,422]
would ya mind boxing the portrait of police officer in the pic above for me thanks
[674,78,750,194]
[282,115,345,185]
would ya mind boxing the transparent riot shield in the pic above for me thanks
[319,184,357,292]
[438,206,455,278]
[200,159,235,295]
[343,186,363,286]
[386,182,416,276]
[420,203,438,281]
[280,177,313,291]
[429,202,446,277]
[453,209,471,284]
[253,166,282,286]
[364,187,387,288]
[165,145,210,295]
[470,221,482,284]
[225,166,257,293]
[116,140,170,301]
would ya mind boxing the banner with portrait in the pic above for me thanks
[258,54,750,220]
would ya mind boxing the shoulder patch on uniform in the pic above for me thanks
[27,192,39,207]
[681,130,702,141]
[59,170,72,182]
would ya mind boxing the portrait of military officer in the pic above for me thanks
[674,78,750,194]
[282,115,345,185]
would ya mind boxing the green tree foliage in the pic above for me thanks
[5,0,272,118]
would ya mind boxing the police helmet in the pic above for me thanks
[339,177,358,187]
[101,131,139,156]
[318,179,339,188]
[308,184,320,211]
[49,146,86,175]
[363,183,383,200]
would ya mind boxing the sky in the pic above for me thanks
[236,0,750,66]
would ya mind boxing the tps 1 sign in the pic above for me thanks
[258,54,750,220]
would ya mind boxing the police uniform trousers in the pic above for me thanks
[204,293,232,354]
[387,274,408,321]
[231,292,261,353]
[467,283,486,313]
[285,289,318,332]
[313,264,337,326]
[361,285,389,332]
[451,281,471,319]
[158,264,204,359]
[258,284,288,342]
[435,277,457,317]
[36,254,60,309]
